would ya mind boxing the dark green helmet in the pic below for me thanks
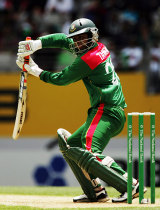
[67,18,99,55]
[67,18,98,38]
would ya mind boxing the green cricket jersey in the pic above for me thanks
[39,33,127,109]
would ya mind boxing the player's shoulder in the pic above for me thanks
[81,42,110,70]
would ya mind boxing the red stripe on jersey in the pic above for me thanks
[86,103,104,151]
[81,42,110,70]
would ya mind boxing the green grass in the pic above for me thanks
[0,186,159,198]
[0,186,159,210]
[0,186,82,196]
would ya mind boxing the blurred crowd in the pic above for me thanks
[0,0,160,93]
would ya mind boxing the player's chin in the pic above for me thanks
[74,46,86,54]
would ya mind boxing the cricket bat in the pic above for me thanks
[12,37,31,140]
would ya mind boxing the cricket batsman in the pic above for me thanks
[16,18,145,202]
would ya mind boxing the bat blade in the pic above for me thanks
[12,71,27,140]
[12,37,31,140]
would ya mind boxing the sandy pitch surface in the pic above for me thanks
[0,195,159,209]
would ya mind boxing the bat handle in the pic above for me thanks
[23,36,31,72]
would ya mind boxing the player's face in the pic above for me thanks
[72,33,89,50]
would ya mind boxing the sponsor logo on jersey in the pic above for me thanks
[96,46,109,60]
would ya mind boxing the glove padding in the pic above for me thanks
[17,40,42,57]
[16,56,43,77]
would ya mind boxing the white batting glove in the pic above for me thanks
[16,56,43,77]
[17,40,42,57]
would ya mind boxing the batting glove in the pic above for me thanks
[17,40,42,57]
[16,56,43,77]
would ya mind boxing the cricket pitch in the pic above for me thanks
[0,195,160,209]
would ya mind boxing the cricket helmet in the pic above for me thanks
[67,18,99,54]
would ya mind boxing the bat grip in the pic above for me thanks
[23,37,31,72]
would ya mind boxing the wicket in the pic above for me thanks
[127,112,155,204]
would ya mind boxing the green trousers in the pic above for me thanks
[67,104,126,175]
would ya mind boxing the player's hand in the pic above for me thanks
[17,40,42,57]
[16,56,43,77]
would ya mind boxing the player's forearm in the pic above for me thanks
[39,33,73,50]
[39,58,92,85]
[40,71,70,86]
[40,70,80,86]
